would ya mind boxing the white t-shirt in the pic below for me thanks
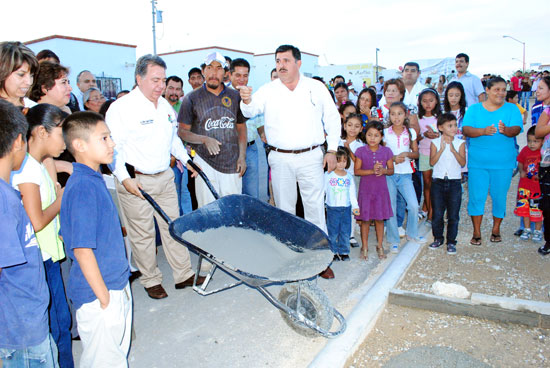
[383,126,417,174]
[12,154,56,261]
[324,171,359,209]
[431,137,465,179]
[339,138,365,174]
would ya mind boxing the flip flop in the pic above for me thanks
[470,237,482,246]
[490,234,502,243]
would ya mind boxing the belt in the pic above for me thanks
[247,140,255,147]
[267,144,320,154]
[135,169,163,176]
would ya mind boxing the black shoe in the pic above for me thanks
[514,229,524,237]
[538,244,550,256]
[333,254,341,261]
[429,240,443,249]
[129,270,142,283]
[350,237,360,248]
[340,254,350,261]
[447,243,457,255]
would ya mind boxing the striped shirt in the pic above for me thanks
[178,85,246,173]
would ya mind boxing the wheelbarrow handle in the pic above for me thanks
[139,189,172,225]
[186,159,220,200]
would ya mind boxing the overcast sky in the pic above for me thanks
[2,0,549,77]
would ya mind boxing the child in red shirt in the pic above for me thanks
[514,126,543,242]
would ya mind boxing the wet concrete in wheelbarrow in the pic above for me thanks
[71,231,392,368]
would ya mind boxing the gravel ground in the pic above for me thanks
[347,304,549,368]
[348,126,550,367]
[400,126,549,302]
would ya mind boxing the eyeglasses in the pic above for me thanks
[88,96,106,102]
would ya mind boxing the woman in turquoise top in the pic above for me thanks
[463,77,523,245]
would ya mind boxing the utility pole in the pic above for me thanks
[375,48,380,80]
[152,0,157,55]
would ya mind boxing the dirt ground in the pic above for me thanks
[348,127,550,367]
[400,172,550,302]
[347,304,549,368]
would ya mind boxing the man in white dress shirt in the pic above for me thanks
[106,54,203,300]
[75,70,97,111]
[238,45,341,278]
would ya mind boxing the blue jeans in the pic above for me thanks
[0,334,58,368]
[44,260,73,368]
[387,174,419,244]
[520,91,531,111]
[397,167,422,227]
[172,165,192,215]
[242,142,259,198]
[431,178,462,244]
[326,205,351,255]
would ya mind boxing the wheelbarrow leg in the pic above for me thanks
[192,254,244,296]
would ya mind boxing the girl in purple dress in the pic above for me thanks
[354,121,394,260]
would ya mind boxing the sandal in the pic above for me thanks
[376,246,387,260]
[490,233,502,243]
[470,236,482,246]
[360,246,368,260]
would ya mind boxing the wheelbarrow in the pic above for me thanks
[140,160,346,338]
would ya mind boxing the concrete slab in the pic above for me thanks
[388,289,550,329]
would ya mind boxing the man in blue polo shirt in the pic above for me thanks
[449,53,485,107]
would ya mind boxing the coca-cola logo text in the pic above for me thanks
[205,117,235,131]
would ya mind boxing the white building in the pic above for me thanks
[25,35,137,98]
[160,46,320,94]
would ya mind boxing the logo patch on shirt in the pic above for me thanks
[140,119,154,125]
[205,117,235,131]
[221,96,232,108]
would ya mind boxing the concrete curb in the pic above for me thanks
[388,288,550,329]
[308,241,423,368]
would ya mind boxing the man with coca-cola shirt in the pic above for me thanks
[178,52,247,207]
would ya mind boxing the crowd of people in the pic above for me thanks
[1,39,549,367]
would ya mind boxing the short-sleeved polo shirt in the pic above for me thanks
[60,163,130,310]
[0,179,49,349]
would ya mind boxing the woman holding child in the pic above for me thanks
[462,77,523,246]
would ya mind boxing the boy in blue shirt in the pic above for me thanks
[60,111,131,368]
[0,100,58,367]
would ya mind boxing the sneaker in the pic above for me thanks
[429,240,443,249]
[538,244,550,255]
[513,228,524,237]
[390,244,399,253]
[340,254,350,261]
[350,237,360,248]
[447,243,457,254]
[398,226,406,238]
[407,236,427,244]
[520,228,532,241]
[333,254,341,262]
[532,230,543,242]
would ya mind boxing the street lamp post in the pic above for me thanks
[503,35,525,73]
[375,48,380,80]
[152,0,158,55]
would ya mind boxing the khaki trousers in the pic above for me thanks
[115,169,194,288]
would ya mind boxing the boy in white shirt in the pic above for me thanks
[429,113,466,254]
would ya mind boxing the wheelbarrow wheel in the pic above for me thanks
[278,281,334,337]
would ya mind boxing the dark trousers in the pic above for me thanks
[431,178,462,245]
[44,259,74,368]
[326,205,351,255]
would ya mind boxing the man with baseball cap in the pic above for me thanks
[178,52,247,207]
